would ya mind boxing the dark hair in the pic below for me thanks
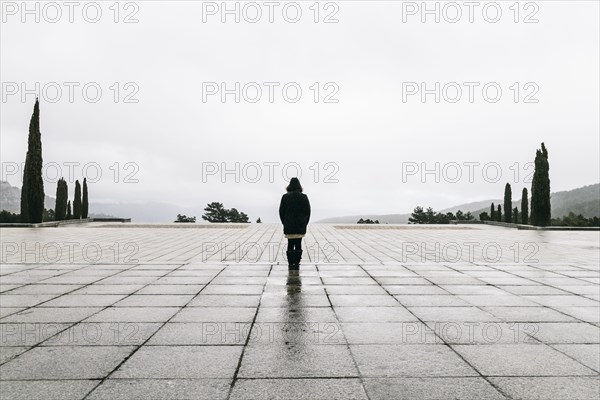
[286,177,303,193]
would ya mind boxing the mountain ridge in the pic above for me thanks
[317,183,600,223]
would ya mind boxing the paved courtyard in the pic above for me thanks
[0,223,599,399]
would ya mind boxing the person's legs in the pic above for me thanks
[296,238,303,267]
[287,239,302,269]
[292,238,302,267]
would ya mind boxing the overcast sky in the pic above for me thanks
[1,1,598,222]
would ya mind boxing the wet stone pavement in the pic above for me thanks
[0,223,599,399]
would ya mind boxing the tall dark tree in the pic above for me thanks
[504,183,512,223]
[54,178,68,221]
[66,200,72,219]
[62,180,68,219]
[82,178,89,218]
[521,188,529,224]
[490,203,495,221]
[513,207,519,224]
[531,143,551,226]
[20,99,45,223]
[54,179,63,221]
[73,180,82,219]
[497,204,502,222]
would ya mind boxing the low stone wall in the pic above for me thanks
[0,218,130,228]
[481,220,599,231]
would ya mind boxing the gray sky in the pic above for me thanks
[1,1,599,222]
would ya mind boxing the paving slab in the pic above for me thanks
[0,380,99,400]
[188,294,261,307]
[351,344,479,377]
[230,378,368,400]
[87,378,231,400]
[112,345,243,379]
[39,322,162,346]
[0,346,135,379]
[238,343,358,378]
[364,377,506,400]
[551,344,600,372]
[452,344,597,376]
[488,377,600,400]
[148,322,249,345]
[85,307,180,323]
[0,346,30,364]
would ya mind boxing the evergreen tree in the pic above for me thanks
[54,178,67,221]
[54,179,62,220]
[490,203,495,221]
[20,99,45,223]
[62,180,68,219]
[504,183,512,223]
[43,208,55,221]
[531,143,551,226]
[202,202,229,222]
[82,178,89,218]
[513,207,519,224]
[73,180,82,219]
[521,188,529,224]
[66,200,72,219]
[497,204,502,222]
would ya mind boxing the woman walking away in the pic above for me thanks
[279,177,311,270]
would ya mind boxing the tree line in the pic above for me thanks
[15,99,90,224]
[409,207,474,224]
[54,177,89,221]
[480,143,551,226]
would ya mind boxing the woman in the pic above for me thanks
[279,177,311,269]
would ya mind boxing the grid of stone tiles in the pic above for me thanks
[1,254,599,399]
[1,224,599,399]
[3,223,600,265]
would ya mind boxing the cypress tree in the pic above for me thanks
[490,203,495,221]
[513,207,519,224]
[54,178,67,221]
[66,200,72,219]
[531,143,551,226]
[521,188,529,224]
[73,180,82,219]
[504,183,512,223]
[62,180,69,220]
[20,99,45,223]
[497,204,502,222]
[54,179,61,220]
[82,178,89,219]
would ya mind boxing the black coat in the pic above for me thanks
[279,191,311,235]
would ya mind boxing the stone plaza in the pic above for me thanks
[0,223,598,399]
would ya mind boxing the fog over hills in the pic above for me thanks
[2,181,598,223]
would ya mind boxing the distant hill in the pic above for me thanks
[317,213,411,224]
[469,183,600,220]
[317,183,600,223]
[0,182,178,222]
[0,181,54,213]
[550,184,600,219]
